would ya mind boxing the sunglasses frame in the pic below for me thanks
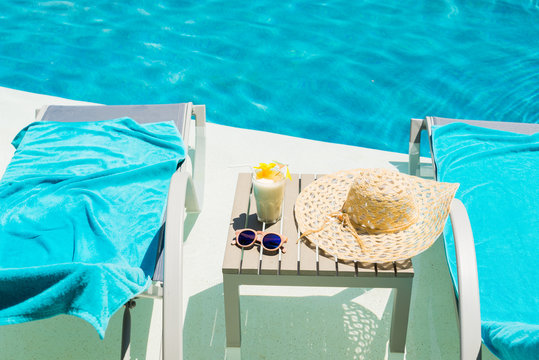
[233,228,288,253]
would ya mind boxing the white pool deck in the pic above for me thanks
[0,87,496,360]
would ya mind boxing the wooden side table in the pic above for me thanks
[222,173,414,358]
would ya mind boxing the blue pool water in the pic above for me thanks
[0,1,538,153]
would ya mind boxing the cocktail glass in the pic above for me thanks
[252,166,286,224]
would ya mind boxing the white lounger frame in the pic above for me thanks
[409,117,482,360]
[34,103,206,360]
[136,104,205,360]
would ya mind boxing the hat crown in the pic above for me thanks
[342,169,419,233]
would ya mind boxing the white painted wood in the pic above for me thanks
[450,199,482,360]
[191,105,206,208]
[415,116,483,360]
[162,170,189,360]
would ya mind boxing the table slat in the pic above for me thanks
[280,174,301,275]
[317,252,337,276]
[336,260,357,277]
[223,173,253,274]
[223,173,414,280]
[310,174,338,276]
[297,174,318,276]
[356,262,377,277]
[240,188,264,274]
[377,262,398,277]
[260,215,283,275]
[395,259,414,278]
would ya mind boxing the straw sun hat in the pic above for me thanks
[294,168,459,263]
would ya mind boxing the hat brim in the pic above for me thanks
[294,169,459,263]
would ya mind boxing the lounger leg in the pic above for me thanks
[163,170,188,360]
[121,300,136,360]
[409,118,425,176]
[389,279,413,354]
[191,104,206,208]
[223,275,241,350]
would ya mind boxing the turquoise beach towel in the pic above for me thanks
[432,123,539,360]
[0,118,185,338]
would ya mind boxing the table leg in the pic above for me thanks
[389,278,413,353]
[223,275,241,348]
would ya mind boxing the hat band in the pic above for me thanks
[297,211,369,253]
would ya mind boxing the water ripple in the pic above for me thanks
[0,0,538,154]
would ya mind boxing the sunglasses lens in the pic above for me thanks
[237,230,256,247]
[262,233,282,250]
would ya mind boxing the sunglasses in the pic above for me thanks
[233,229,287,253]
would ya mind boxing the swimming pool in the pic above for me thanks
[1,1,538,153]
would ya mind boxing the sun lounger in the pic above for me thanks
[0,103,206,360]
[409,117,539,360]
